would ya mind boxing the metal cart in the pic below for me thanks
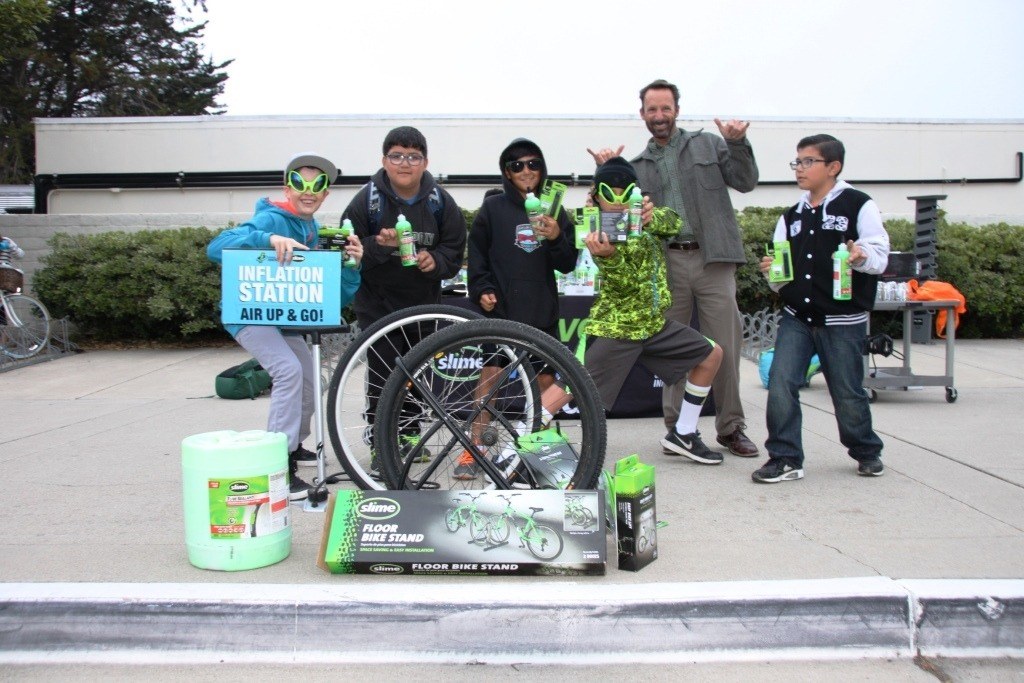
[864,299,960,403]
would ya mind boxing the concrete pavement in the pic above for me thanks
[1,337,1023,665]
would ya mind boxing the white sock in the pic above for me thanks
[674,381,711,435]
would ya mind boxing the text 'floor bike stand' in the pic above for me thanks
[293,325,349,513]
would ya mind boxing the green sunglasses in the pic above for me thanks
[287,171,330,194]
[595,182,637,204]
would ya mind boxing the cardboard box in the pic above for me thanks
[318,489,605,576]
[614,455,658,571]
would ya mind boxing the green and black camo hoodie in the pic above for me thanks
[586,206,682,341]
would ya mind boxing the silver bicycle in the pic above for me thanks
[0,267,50,360]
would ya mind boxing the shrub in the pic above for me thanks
[34,227,224,341]
[29,210,1024,342]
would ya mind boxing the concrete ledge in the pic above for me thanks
[0,578,926,663]
[902,579,1024,657]
[2,579,1021,664]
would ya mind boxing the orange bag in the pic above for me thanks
[906,279,967,338]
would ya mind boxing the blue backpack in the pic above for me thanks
[759,349,821,389]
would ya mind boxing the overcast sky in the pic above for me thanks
[198,0,1023,121]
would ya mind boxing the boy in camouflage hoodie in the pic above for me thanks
[543,158,724,463]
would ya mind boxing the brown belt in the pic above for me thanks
[668,241,700,251]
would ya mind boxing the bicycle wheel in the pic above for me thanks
[526,524,563,561]
[485,514,511,545]
[375,318,605,491]
[444,507,462,533]
[325,305,480,490]
[469,512,489,545]
[0,293,50,359]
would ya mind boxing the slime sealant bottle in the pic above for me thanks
[628,186,643,239]
[340,218,357,268]
[832,242,852,300]
[396,214,417,267]
[524,192,544,242]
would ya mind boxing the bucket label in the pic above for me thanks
[207,470,289,539]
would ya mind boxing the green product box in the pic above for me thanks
[613,454,657,571]
[540,179,567,220]
[318,489,606,576]
[573,206,600,249]
[768,240,794,283]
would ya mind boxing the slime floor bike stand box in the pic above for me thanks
[318,489,606,576]
[614,454,658,571]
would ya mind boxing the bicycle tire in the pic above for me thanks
[0,293,50,359]
[485,514,512,545]
[526,524,563,561]
[375,318,605,491]
[469,512,489,545]
[325,305,480,490]
[444,507,461,533]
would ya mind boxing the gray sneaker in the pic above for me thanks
[752,458,804,483]
[857,459,884,477]
[661,430,723,465]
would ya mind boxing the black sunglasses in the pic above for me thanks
[505,159,543,173]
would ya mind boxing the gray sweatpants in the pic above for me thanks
[234,326,314,453]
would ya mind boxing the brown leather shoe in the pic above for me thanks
[716,428,760,457]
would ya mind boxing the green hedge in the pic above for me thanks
[34,227,224,341]
[32,213,1024,342]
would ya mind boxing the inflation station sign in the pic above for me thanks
[220,249,342,327]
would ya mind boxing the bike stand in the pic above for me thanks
[292,325,348,513]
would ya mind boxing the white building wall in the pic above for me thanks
[34,115,1024,224]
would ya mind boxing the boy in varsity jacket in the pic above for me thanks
[753,134,890,484]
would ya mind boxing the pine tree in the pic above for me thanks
[0,0,230,183]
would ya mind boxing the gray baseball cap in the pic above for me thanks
[285,153,338,184]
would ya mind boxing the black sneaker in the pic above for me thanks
[661,430,723,464]
[290,444,318,468]
[289,465,313,501]
[752,458,804,483]
[857,459,884,477]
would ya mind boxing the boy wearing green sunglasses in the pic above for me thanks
[207,153,363,502]
[540,157,725,464]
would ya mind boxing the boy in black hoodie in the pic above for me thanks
[459,138,578,479]
[342,126,467,456]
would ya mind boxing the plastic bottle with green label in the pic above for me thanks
[339,218,358,268]
[524,191,544,242]
[832,242,852,300]
[396,214,417,267]
[627,186,643,239]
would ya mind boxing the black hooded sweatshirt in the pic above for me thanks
[468,138,578,332]
[343,168,467,324]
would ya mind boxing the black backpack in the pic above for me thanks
[366,180,445,235]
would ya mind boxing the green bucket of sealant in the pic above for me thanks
[181,429,291,571]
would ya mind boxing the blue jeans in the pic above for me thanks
[765,313,883,467]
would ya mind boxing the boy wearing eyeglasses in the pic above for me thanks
[207,153,362,501]
[456,138,578,479]
[342,126,468,457]
[753,134,889,484]
[541,157,725,464]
